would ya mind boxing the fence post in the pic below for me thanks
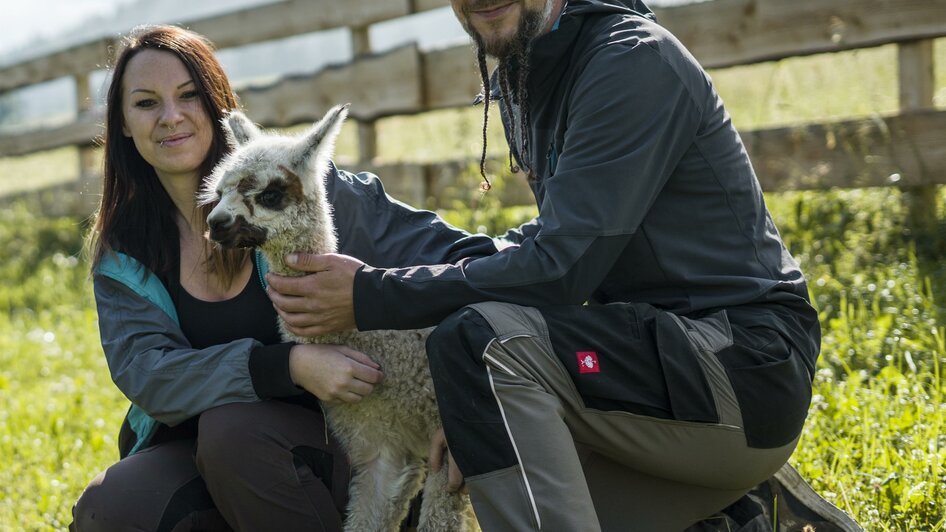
[75,73,100,215]
[351,26,378,165]
[898,39,937,230]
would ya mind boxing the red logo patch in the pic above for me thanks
[576,352,600,374]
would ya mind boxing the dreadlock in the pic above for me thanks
[496,62,519,176]
[476,46,493,192]
[475,36,536,191]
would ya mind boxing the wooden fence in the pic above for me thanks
[1,0,944,222]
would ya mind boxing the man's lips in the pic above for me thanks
[470,2,516,20]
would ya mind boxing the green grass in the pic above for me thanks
[3,38,946,531]
[0,148,81,197]
[0,203,125,531]
[766,188,946,530]
[3,187,946,530]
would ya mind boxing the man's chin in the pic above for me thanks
[472,26,521,58]
[468,3,552,59]
[478,37,515,58]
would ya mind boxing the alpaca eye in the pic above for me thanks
[257,189,284,208]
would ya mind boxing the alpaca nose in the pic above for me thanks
[207,214,233,240]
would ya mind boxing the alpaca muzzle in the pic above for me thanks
[208,214,269,249]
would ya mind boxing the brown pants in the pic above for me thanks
[70,400,351,531]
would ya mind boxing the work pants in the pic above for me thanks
[427,302,813,531]
[70,399,350,531]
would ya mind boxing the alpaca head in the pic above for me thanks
[202,104,349,254]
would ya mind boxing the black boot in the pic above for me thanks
[686,464,863,532]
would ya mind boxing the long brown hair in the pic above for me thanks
[89,24,248,284]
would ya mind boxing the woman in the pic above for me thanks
[71,25,385,531]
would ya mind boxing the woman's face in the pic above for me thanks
[121,49,214,187]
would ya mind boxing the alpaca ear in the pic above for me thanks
[222,110,261,147]
[290,104,350,180]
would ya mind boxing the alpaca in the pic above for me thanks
[201,105,476,532]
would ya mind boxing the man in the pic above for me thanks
[267,0,862,529]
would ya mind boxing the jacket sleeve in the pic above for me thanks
[497,218,541,247]
[353,36,703,331]
[327,163,499,267]
[94,274,300,426]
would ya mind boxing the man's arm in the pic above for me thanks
[328,164,499,267]
[352,37,703,330]
[271,33,703,334]
[496,218,541,248]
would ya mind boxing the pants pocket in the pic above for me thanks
[725,350,812,449]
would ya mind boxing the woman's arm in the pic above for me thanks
[94,274,267,425]
[96,274,383,421]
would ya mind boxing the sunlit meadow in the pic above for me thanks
[1,39,945,531]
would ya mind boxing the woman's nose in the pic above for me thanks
[159,102,184,129]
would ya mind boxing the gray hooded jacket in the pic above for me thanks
[353,0,819,372]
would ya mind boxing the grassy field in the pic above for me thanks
[1,40,946,530]
[3,185,946,530]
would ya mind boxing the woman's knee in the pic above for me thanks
[72,440,203,531]
[195,401,349,529]
[196,401,331,483]
[71,470,111,532]
[196,402,274,482]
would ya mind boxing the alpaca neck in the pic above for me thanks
[260,214,337,277]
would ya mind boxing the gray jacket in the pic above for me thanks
[353,0,819,370]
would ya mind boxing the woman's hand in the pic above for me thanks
[288,343,383,403]
[429,428,466,493]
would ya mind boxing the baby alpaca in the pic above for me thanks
[202,105,475,532]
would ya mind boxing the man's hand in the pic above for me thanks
[267,253,364,336]
[288,343,383,403]
[429,428,466,493]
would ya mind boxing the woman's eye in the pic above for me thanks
[257,189,283,208]
[181,90,199,100]
[133,99,157,109]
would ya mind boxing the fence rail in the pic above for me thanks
[1,0,944,217]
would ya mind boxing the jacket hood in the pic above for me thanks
[475,0,656,103]
[565,0,656,21]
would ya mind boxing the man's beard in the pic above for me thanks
[467,1,554,187]
[463,1,554,60]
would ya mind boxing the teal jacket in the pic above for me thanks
[95,249,271,456]
[93,165,498,456]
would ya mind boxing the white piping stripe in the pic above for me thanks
[485,364,542,529]
[499,334,533,344]
[483,352,517,377]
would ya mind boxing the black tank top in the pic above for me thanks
[172,258,282,349]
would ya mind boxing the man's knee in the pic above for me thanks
[426,307,526,478]
[426,306,497,385]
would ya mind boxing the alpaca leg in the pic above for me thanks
[417,466,476,532]
[380,458,426,531]
[344,452,425,532]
